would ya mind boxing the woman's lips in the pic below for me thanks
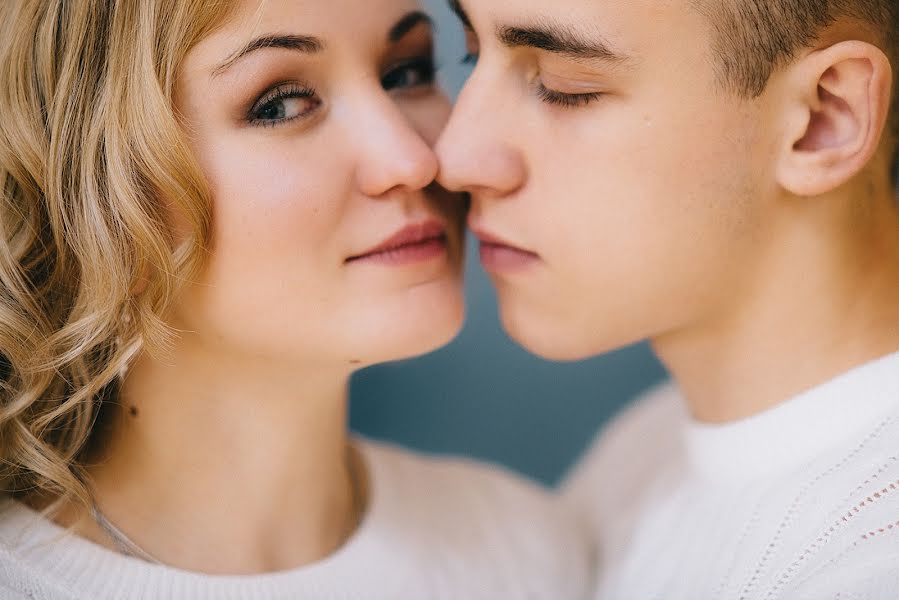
[471,228,540,273]
[347,220,448,266]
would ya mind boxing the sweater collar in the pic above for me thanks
[682,350,899,482]
[0,440,405,600]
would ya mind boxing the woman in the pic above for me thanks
[0,0,591,598]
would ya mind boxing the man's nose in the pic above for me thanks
[435,72,527,198]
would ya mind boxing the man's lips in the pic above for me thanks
[470,227,540,272]
[470,228,537,257]
[347,220,448,264]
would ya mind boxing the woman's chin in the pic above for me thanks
[348,286,465,367]
[390,304,465,361]
[407,303,465,356]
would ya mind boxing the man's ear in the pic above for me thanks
[776,41,892,197]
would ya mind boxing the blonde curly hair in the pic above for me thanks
[0,0,235,512]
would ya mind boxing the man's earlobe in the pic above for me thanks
[776,41,892,197]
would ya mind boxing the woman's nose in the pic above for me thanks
[353,97,440,198]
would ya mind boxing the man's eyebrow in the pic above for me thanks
[447,0,472,29]
[389,11,434,42]
[497,22,628,63]
[213,34,324,77]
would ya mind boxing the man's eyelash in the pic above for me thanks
[536,83,603,108]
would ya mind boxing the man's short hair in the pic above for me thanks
[698,0,898,174]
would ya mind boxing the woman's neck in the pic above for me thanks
[75,334,362,574]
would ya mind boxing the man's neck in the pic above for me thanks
[653,185,899,424]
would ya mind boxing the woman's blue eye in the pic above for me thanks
[248,85,320,127]
[381,57,436,91]
[460,52,479,66]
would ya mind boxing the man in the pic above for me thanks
[436,0,899,598]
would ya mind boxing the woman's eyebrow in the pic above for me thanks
[213,34,325,77]
[388,11,435,43]
[448,0,471,30]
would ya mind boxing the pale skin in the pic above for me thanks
[53,0,466,574]
[437,0,899,423]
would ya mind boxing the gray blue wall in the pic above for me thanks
[349,0,669,486]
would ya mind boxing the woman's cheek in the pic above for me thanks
[402,94,451,147]
[212,151,338,236]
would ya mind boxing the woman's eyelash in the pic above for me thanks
[382,56,437,90]
[247,84,319,127]
[536,82,603,108]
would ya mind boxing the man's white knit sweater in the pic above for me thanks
[564,350,899,599]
